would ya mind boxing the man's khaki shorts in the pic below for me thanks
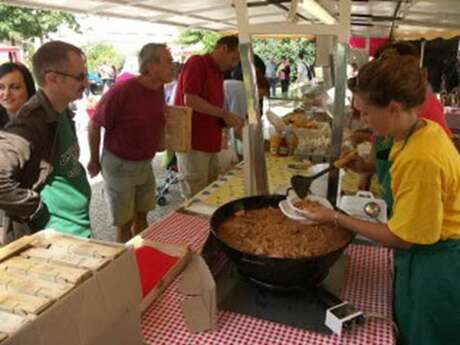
[101,150,155,226]
[176,150,219,199]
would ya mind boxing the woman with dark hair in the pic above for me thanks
[0,62,36,128]
[302,51,460,345]
[350,42,453,215]
[0,62,36,245]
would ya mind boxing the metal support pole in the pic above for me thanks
[327,0,350,205]
[327,42,348,205]
[234,0,269,196]
[420,40,426,68]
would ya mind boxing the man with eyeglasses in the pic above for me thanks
[87,43,174,243]
[0,41,93,239]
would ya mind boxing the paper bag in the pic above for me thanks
[165,106,192,152]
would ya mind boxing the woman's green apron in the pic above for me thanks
[377,122,460,345]
[374,135,393,217]
[394,241,460,345]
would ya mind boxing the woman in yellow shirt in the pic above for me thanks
[304,51,460,345]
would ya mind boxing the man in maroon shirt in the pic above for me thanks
[87,43,173,242]
[174,36,244,199]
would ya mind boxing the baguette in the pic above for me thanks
[334,149,358,168]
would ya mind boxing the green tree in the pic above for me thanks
[252,38,315,66]
[0,4,80,44]
[176,28,315,69]
[176,28,221,54]
[83,42,124,72]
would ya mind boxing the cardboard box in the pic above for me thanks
[129,236,192,312]
[165,106,192,152]
[0,230,143,345]
[178,252,217,333]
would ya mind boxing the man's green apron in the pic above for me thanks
[376,127,460,345]
[36,113,92,237]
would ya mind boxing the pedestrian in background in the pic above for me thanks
[277,57,291,96]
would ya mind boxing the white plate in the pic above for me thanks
[286,192,333,222]
[278,200,313,224]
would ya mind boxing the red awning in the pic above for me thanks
[349,37,390,57]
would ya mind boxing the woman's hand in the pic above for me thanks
[300,204,336,224]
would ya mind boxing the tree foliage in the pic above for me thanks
[252,38,315,66]
[176,28,315,69]
[0,4,80,44]
[176,28,221,54]
[83,42,124,72]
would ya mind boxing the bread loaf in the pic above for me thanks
[334,149,358,168]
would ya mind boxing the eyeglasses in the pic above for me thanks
[47,70,88,82]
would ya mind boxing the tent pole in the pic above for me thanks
[327,0,351,205]
[420,40,426,67]
[234,0,269,196]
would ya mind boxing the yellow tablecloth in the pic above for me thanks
[199,155,301,207]
[192,155,381,209]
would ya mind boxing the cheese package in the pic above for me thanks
[20,247,108,271]
[0,310,34,335]
[0,291,51,316]
[31,234,124,259]
[0,270,72,300]
[0,256,90,285]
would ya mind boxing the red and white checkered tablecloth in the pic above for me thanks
[141,211,395,345]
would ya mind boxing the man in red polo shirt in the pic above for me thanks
[87,43,174,242]
[174,36,244,198]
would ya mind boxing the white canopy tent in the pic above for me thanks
[3,0,460,40]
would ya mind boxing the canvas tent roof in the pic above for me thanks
[2,0,460,40]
